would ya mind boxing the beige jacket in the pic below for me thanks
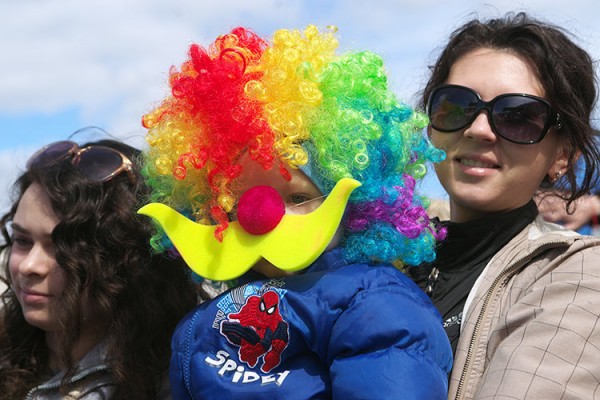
[449,216,600,399]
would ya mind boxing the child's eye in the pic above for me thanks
[288,194,312,205]
[285,193,325,215]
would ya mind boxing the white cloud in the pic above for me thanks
[2,0,599,127]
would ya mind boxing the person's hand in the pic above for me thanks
[536,193,600,230]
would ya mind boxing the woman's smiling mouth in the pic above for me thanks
[457,157,500,169]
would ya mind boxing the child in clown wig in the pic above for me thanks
[139,25,452,399]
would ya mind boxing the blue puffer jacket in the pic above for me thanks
[170,248,452,399]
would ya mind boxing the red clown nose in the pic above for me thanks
[237,186,286,235]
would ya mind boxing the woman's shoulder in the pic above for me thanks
[494,216,600,286]
[498,215,600,259]
[528,216,600,256]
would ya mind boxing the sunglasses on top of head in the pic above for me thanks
[427,84,562,144]
[26,140,136,184]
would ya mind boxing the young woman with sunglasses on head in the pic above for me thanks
[0,137,199,399]
[409,12,600,399]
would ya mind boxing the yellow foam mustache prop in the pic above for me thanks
[138,178,361,281]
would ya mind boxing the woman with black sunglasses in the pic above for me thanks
[409,12,600,399]
[0,136,200,399]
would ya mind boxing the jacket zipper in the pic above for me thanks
[454,242,561,399]
[25,365,110,400]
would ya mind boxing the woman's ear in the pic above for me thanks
[547,140,572,179]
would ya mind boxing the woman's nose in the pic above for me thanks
[16,246,55,277]
[463,112,498,143]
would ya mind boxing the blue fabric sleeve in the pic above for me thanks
[169,316,193,400]
[169,349,191,400]
[328,286,452,399]
[170,308,204,400]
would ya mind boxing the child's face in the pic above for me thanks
[236,159,324,215]
[235,159,341,277]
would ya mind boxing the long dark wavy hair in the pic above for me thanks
[0,139,198,399]
[421,12,600,208]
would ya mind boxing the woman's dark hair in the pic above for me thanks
[421,12,600,207]
[0,138,199,399]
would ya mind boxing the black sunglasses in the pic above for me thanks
[427,84,562,144]
[26,140,136,183]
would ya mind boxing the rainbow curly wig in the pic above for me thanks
[142,25,445,268]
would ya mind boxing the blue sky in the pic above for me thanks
[1,0,599,212]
